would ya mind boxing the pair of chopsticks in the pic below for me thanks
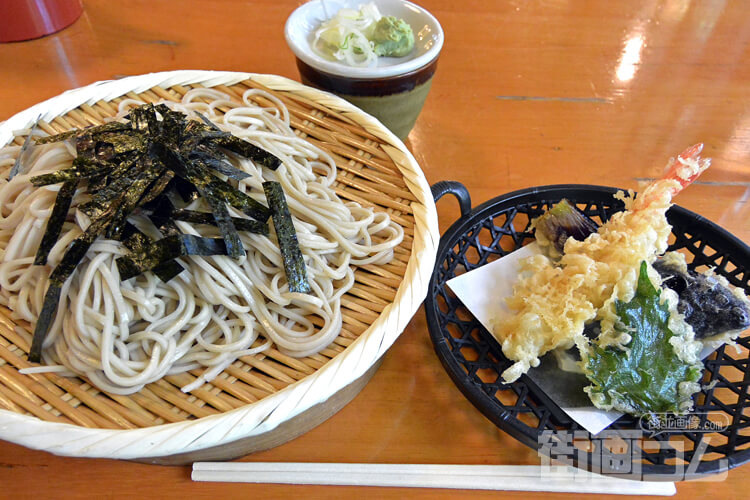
[191,462,676,495]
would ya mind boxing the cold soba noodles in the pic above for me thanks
[0,88,403,395]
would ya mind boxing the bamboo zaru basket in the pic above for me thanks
[0,71,438,463]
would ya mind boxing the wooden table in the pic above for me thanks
[1,1,748,498]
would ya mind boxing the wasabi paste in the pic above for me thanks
[371,16,415,57]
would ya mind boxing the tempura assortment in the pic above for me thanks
[491,144,750,416]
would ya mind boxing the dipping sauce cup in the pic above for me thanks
[285,0,444,140]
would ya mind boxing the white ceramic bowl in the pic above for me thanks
[285,0,444,79]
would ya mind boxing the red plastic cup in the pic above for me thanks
[0,0,83,43]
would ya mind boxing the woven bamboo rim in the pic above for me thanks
[0,71,438,460]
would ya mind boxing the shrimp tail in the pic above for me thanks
[665,143,709,188]
[635,143,710,211]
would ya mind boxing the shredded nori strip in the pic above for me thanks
[186,110,281,170]
[119,229,185,282]
[119,221,141,242]
[198,186,245,258]
[152,260,187,282]
[117,234,228,280]
[34,122,131,147]
[29,209,113,362]
[138,169,175,206]
[34,180,77,265]
[171,209,268,235]
[31,167,90,186]
[126,104,160,132]
[215,136,281,170]
[28,284,62,362]
[172,175,200,202]
[9,119,38,180]
[34,129,79,145]
[145,195,181,237]
[190,151,251,181]
[263,181,310,293]
[49,205,118,283]
[194,111,222,131]
[206,176,272,222]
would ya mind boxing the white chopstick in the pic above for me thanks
[191,462,676,495]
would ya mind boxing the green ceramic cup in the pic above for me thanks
[294,56,438,140]
[285,0,444,140]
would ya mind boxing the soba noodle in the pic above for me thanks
[0,88,403,395]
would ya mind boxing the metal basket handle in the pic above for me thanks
[430,181,471,217]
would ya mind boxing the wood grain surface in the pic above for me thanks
[1,1,749,498]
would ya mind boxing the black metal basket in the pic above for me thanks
[425,182,750,481]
